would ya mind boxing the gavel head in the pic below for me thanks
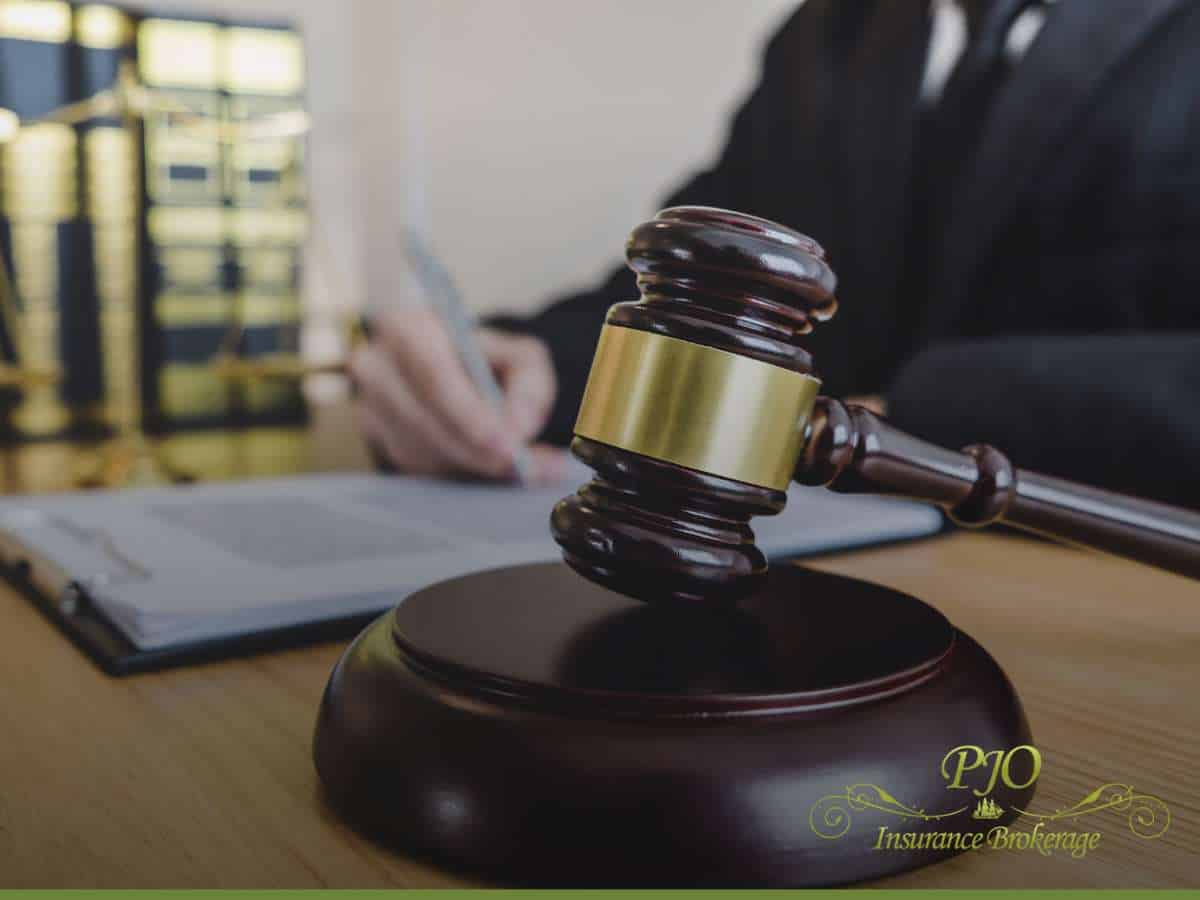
[551,206,838,605]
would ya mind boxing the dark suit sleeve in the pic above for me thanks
[885,335,1200,508]
[487,7,810,446]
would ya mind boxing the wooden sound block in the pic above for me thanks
[314,563,1034,887]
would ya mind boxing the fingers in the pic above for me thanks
[479,329,557,441]
[527,443,570,485]
[357,398,450,477]
[350,338,513,479]
[375,309,519,464]
[349,309,560,483]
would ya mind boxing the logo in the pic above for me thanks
[971,798,1003,820]
[942,744,1040,797]
[807,744,1170,860]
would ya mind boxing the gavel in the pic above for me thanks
[551,206,1200,604]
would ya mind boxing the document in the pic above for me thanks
[0,462,942,650]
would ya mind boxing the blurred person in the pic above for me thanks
[351,0,1200,506]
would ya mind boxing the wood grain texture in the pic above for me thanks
[0,399,1195,887]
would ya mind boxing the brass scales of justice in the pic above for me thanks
[314,206,1200,887]
[0,61,348,488]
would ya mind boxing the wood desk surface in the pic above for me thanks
[0,399,1195,888]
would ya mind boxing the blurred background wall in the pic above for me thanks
[143,0,797,326]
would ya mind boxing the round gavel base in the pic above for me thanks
[314,562,1033,887]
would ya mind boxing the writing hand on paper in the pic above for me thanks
[350,308,567,483]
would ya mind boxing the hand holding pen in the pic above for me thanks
[349,232,567,484]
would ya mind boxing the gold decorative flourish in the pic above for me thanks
[1012,783,1170,839]
[808,784,968,840]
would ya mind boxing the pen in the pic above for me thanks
[403,229,534,485]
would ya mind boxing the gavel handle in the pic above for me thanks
[795,396,1200,581]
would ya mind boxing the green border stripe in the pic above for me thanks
[0,891,1198,899]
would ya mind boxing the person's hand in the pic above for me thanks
[350,308,568,483]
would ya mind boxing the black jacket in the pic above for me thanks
[497,0,1200,507]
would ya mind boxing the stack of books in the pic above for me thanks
[0,0,309,439]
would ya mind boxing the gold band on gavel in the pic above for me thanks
[573,325,821,490]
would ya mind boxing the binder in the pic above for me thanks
[136,13,235,431]
[0,464,945,675]
[0,0,98,438]
[75,2,140,432]
[222,20,307,427]
[1,552,375,676]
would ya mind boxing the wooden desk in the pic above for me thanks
[0,398,1195,888]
